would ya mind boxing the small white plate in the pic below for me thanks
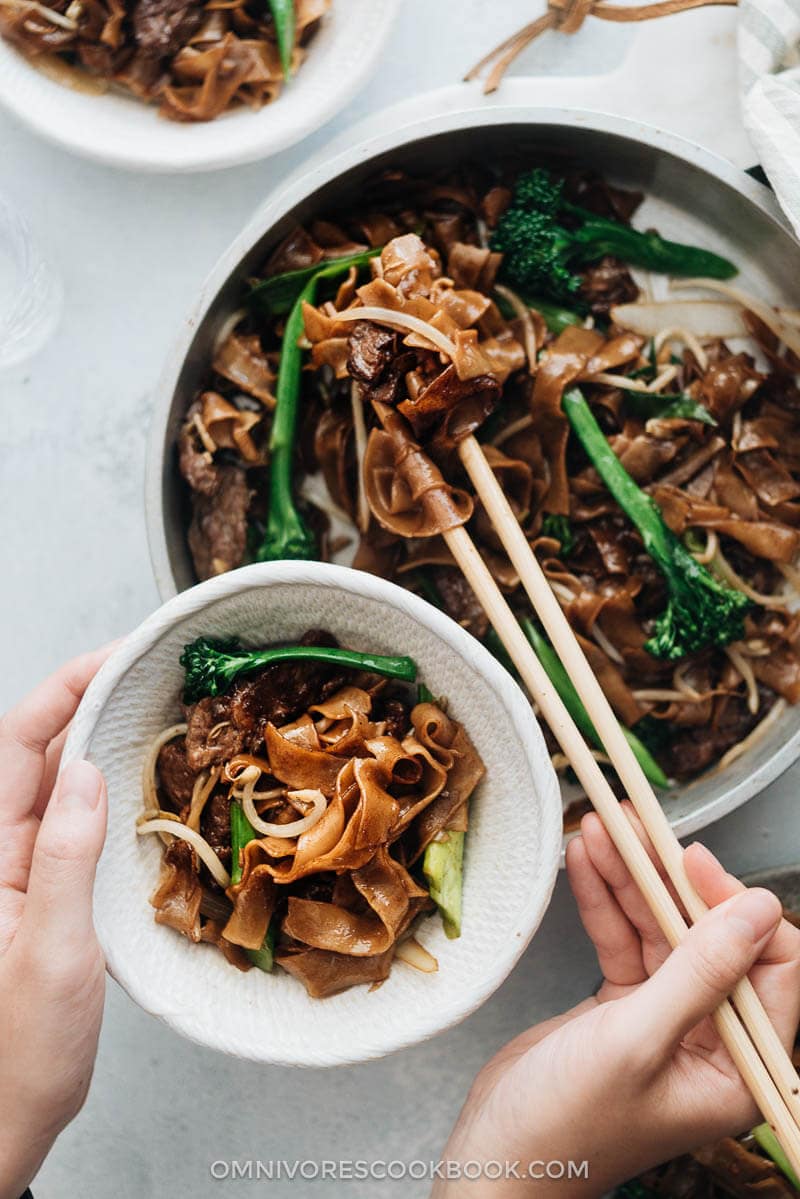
[64,562,562,1065]
[0,0,399,172]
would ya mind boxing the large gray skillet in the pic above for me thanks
[145,102,800,845]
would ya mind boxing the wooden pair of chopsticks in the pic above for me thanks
[376,401,800,1173]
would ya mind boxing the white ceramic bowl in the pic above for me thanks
[63,561,562,1065]
[145,98,800,843]
[0,0,399,172]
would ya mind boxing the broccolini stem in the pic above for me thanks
[256,254,377,563]
[491,167,737,304]
[562,387,750,659]
[518,619,669,790]
[246,923,276,973]
[495,288,582,335]
[222,645,416,685]
[180,637,417,702]
[521,294,584,334]
[248,247,382,316]
[230,799,253,887]
[256,272,318,563]
[563,208,737,280]
[230,800,275,972]
[268,0,295,78]
[563,388,681,575]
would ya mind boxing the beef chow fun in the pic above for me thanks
[176,159,800,795]
[0,0,328,122]
[137,629,485,998]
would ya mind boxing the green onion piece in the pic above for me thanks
[541,513,575,556]
[423,830,465,939]
[624,390,717,427]
[752,1123,800,1190]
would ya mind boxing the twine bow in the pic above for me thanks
[465,0,736,93]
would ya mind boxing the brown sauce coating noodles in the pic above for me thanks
[141,636,485,997]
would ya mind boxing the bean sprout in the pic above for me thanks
[141,723,188,816]
[136,818,231,888]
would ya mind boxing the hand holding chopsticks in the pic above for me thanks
[452,429,800,1175]
[368,397,800,1177]
[434,821,800,1198]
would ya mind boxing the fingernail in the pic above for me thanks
[726,888,781,941]
[57,760,102,812]
[688,841,716,866]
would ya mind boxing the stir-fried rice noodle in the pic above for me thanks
[174,162,800,796]
[138,634,485,996]
[0,0,331,122]
[350,382,371,533]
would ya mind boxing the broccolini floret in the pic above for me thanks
[562,388,751,661]
[491,168,737,305]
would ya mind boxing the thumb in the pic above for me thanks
[20,759,107,958]
[622,887,782,1053]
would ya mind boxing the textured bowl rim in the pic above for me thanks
[144,94,800,847]
[0,0,401,173]
[62,560,563,1065]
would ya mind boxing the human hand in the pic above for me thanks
[0,649,111,1199]
[432,804,800,1198]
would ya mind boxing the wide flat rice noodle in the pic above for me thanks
[212,333,275,406]
[317,705,373,757]
[309,686,373,720]
[364,405,473,537]
[275,945,394,998]
[736,449,800,507]
[282,847,427,956]
[223,866,275,950]
[276,713,320,750]
[752,647,800,703]
[240,756,399,883]
[150,840,202,942]
[406,723,485,861]
[265,722,347,793]
[199,919,251,971]
[576,634,644,727]
[363,735,424,787]
[653,483,800,563]
[533,326,605,513]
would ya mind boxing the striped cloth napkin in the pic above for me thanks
[740,0,800,237]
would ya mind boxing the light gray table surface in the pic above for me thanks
[1,1,798,1195]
